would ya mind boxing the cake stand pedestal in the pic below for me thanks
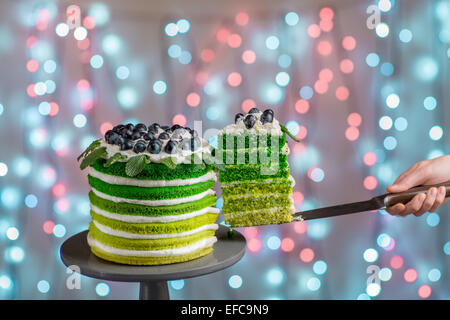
[60,225,246,300]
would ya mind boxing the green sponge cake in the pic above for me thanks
[216,108,296,227]
[78,122,218,265]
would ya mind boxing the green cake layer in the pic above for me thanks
[90,158,214,180]
[223,207,294,227]
[88,175,215,200]
[89,222,215,250]
[218,134,286,150]
[221,180,293,197]
[221,194,293,214]
[89,244,213,265]
[218,164,290,183]
[89,191,217,217]
[215,150,288,165]
[91,210,218,235]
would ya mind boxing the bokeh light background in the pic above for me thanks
[0,0,449,299]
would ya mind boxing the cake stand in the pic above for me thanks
[60,225,246,300]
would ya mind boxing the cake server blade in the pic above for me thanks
[292,182,450,221]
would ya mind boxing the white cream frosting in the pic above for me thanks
[218,111,283,135]
[90,204,220,223]
[92,220,219,239]
[87,233,217,256]
[89,167,217,187]
[100,137,212,164]
[91,188,216,206]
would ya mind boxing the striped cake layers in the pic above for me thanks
[218,135,295,227]
[86,161,219,265]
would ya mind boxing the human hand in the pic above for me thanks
[386,155,450,217]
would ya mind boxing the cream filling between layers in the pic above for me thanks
[91,188,216,206]
[92,220,219,239]
[87,233,217,256]
[89,167,217,187]
[90,204,220,223]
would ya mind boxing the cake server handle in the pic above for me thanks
[293,181,450,221]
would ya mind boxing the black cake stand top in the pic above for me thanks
[60,225,246,283]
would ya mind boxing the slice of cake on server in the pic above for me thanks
[78,122,218,265]
[216,107,297,227]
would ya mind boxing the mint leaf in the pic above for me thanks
[104,153,127,167]
[125,155,150,177]
[160,156,178,170]
[280,124,300,142]
[80,147,107,170]
[77,139,101,161]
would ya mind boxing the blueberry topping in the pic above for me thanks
[171,124,183,131]
[113,124,125,133]
[105,130,115,141]
[131,130,144,140]
[263,108,274,116]
[133,141,147,153]
[160,125,170,131]
[149,122,160,129]
[248,107,260,114]
[180,138,191,150]
[147,139,162,154]
[143,133,155,141]
[191,137,201,151]
[260,110,274,124]
[188,128,198,138]
[120,139,133,150]
[135,123,147,132]
[171,128,188,140]
[158,132,170,140]
[235,113,245,123]
[165,140,178,154]
[125,123,134,131]
[244,114,256,129]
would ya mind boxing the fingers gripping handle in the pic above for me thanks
[379,182,450,208]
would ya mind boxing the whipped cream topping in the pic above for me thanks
[218,111,283,136]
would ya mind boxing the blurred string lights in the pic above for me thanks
[0,0,448,300]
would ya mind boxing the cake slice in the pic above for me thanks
[78,122,218,265]
[216,107,296,227]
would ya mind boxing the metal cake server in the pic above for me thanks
[292,182,450,221]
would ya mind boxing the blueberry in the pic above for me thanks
[191,137,201,151]
[125,123,134,131]
[263,108,274,116]
[148,124,159,134]
[113,124,125,133]
[235,113,245,123]
[158,132,170,140]
[105,130,115,141]
[244,114,256,129]
[164,140,178,154]
[135,123,147,132]
[248,107,260,114]
[171,128,188,140]
[133,141,147,153]
[149,122,160,129]
[260,110,274,124]
[120,139,133,150]
[161,125,170,131]
[131,130,144,140]
[171,124,183,131]
[180,138,191,150]
[143,133,155,141]
[147,139,162,154]
[188,128,198,138]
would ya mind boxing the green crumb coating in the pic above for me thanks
[89,243,214,265]
[218,134,286,150]
[89,222,216,250]
[221,180,293,197]
[221,194,292,214]
[215,149,288,165]
[89,191,217,217]
[223,207,294,227]
[90,158,214,180]
[90,210,218,235]
[88,175,215,200]
[218,164,290,183]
